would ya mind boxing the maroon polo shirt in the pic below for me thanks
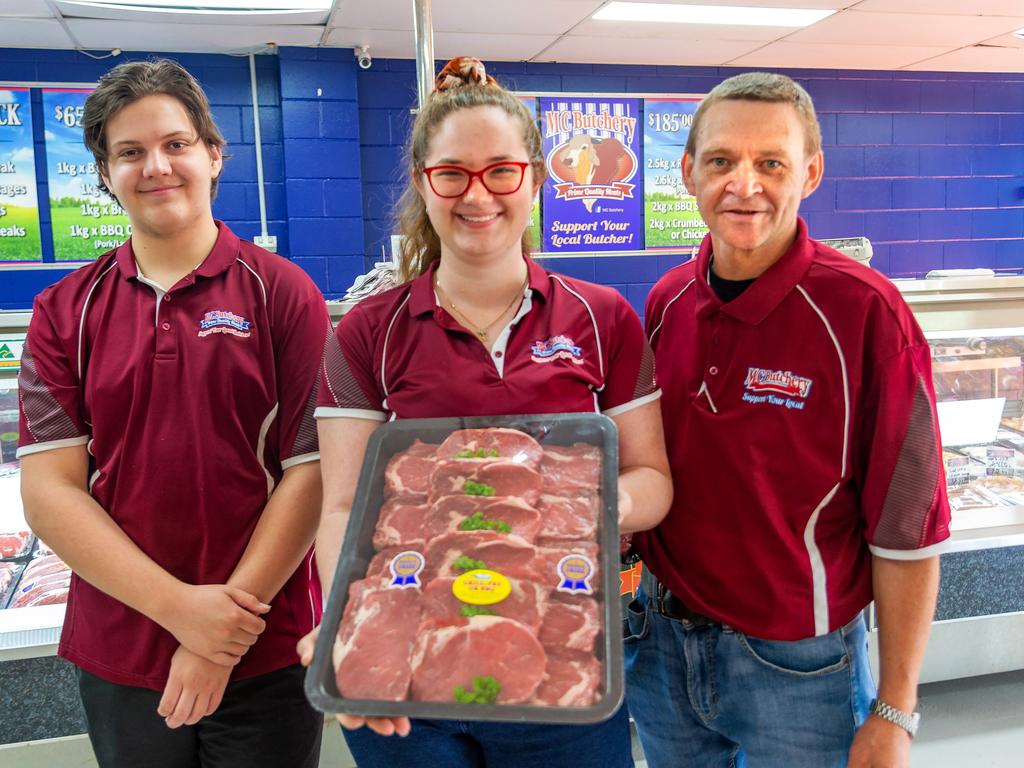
[18,222,330,690]
[316,256,658,421]
[639,219,951,641]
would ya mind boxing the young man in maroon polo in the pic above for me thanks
[18,60,328,767]
[625,72,950,768]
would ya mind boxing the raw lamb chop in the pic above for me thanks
[532,649,601,707]
[536,493,599,541]
[424,496,542,543]
[334,580,423,700]
[437,428,543,469]
[421,576,547,632]
[539,593,601,653]
[372,498,429,551]
[384,440,439,499]
[540,444,601,495]
[429,461,542,506]
[410,615,546,704]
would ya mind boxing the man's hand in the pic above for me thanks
[848,716,912,768]
[297,625,411,738]
[158,646,232,729]
[162,584,270,666]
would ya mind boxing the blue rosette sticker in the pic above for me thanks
[388,550,425,589]
[555,553,594,595]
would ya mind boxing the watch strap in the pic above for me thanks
[869,698,920,738]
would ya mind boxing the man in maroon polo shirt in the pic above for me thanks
[18,60,328,767]
[625,72,950,768]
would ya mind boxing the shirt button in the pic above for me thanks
[161,321,171,331]
[709,366,719,375]
[713,336,720,346]
[163,294,171,302]
[494,350,503,358]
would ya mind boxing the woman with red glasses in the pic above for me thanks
[298,56,672,767]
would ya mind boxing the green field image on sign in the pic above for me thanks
[644,192,707,248]
[0,204,43,261]
[51,199,130,261]
[528,198,542,251]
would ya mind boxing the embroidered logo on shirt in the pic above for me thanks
[530,335,584,365]
[198,310,251,338]
[742,367,813,410]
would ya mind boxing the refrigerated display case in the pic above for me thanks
[0,312,71,667]
[893,275,1024,683]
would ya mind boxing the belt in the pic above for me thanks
[641,568,717,627]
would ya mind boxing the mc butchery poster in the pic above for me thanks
[540,97,642,253]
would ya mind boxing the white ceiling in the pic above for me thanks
[0,0,1021,73]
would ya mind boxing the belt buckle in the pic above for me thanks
[656,581,668,615]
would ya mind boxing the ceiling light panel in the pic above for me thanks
[593,2,836,28]
[60,1,332,10]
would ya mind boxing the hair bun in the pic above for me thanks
[434,56,496,92]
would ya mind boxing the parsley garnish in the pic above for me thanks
[459,605,496,618]
[455,448,500,459]
[463,480,497,497]
[454,676,502,705]
[453,556,486,572]
[458,510,512,534]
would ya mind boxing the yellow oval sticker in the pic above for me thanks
[451,569,512,606]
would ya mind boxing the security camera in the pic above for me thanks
[355,46,372,70]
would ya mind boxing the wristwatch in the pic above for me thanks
[869,698,920,738]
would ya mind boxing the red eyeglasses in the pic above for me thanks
[422,161,529,198]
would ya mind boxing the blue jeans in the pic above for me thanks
[342,707,633,768]
[624,587,875,768]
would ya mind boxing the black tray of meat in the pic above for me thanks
[305,413,622,724]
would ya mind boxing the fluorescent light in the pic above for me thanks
[61,1,331,11]
[593,2,835,28]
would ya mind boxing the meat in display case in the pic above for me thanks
[0,381,72,619]
[930,329,1024,523]
[0,343,74,660]
[305,414,623,723]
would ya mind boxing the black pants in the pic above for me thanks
[77,664,322,768]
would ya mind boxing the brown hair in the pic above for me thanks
[395,57,546,282]
[685,72,822,159]
[82,58,226,201]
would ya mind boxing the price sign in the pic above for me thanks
[643,98,707,249]
[0,88,42,262]
[43,89,132,261]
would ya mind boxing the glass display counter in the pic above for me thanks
[894,276,1024,683]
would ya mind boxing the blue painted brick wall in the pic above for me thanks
[357,59,1024,293]
[0,47,292,307]
[279,48,364,298]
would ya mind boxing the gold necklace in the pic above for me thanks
[435,274,529,343]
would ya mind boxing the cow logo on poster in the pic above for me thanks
[545,110,638,213]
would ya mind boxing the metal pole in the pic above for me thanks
[248,53,268,240]
[412,0,435,108]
